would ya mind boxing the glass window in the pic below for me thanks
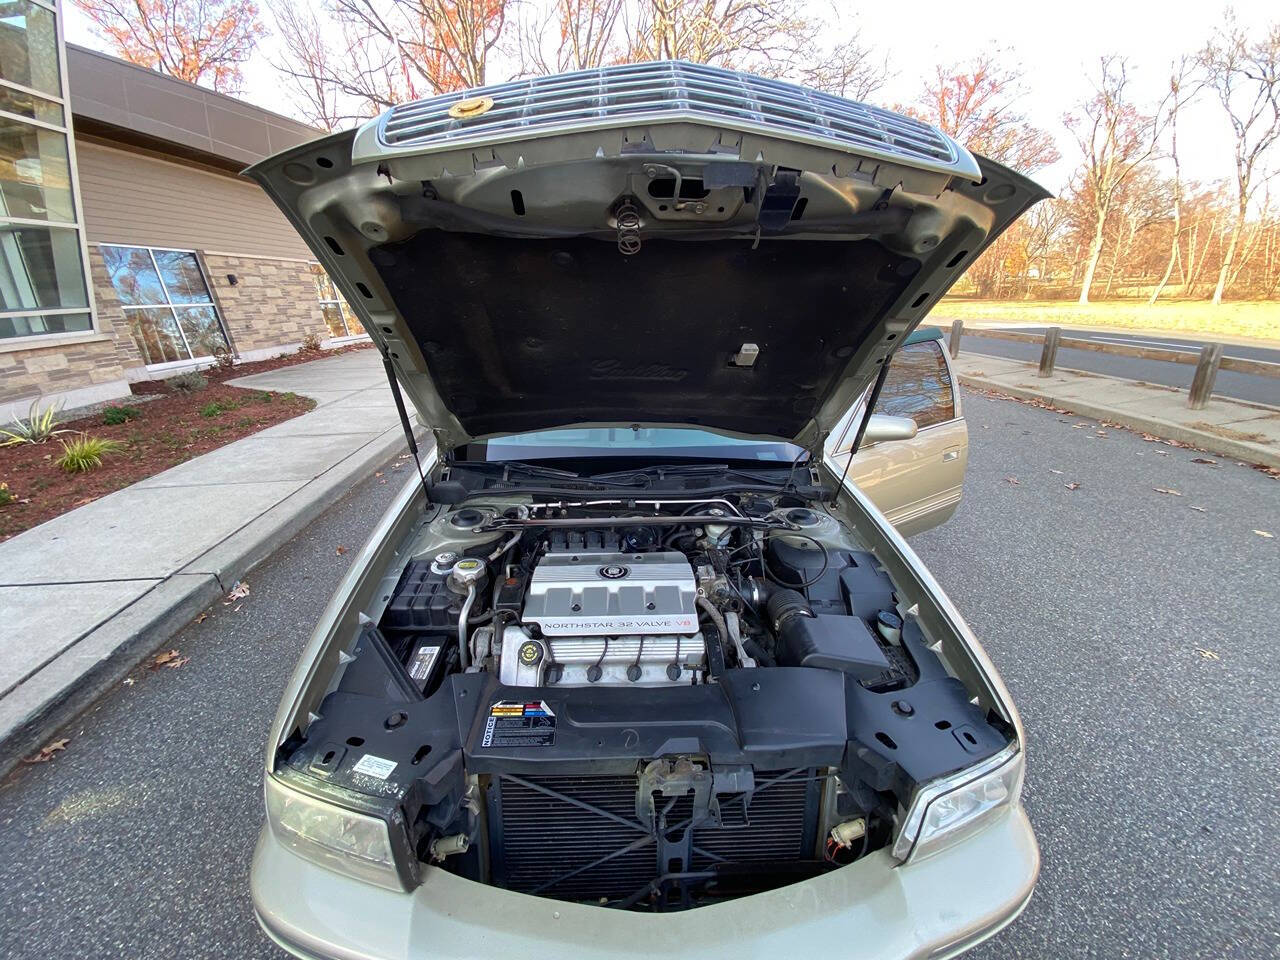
[101,244,231,365]
[464,427,803,463]
[0,2,95,343]
[102,245,163,304]
[0,115,73,220]
[0,84,60,124]
[0,310,89,337]
[0,1,61,97]
[0,222,87,311]
[311,261,365,338]
[153,249,212,303]
[874,340,955,429]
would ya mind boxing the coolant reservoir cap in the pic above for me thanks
[451,557,485,585]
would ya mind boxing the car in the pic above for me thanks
[834,326,968,536]
[246,60,1049,959]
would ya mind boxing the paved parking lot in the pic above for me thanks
[1,392,1277,959]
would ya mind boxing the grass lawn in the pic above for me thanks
[932,299,1280,342]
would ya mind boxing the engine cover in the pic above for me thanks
[523,551,698,636]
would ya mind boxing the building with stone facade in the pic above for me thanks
[1,6,357,420]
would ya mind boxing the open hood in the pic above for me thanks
[246,61,1048,453]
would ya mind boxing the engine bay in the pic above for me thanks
[277,490,1013,909]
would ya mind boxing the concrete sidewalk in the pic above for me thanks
[954,352,1280,468]
[0,349,414,769]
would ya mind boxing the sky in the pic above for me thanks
[61,0,1280,196]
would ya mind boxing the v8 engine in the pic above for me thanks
[501,545,705,686]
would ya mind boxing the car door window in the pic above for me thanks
[873,340,955,429]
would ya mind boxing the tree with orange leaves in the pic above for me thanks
[71,0,266,93]
[911,51,1059,174]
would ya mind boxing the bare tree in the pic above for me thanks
[793,31,889,101]
[625,0,811,69]
[1199,16,1280,304]
[71,0,266,93]
[269,0,346,129]
[912,51,1059,173]
[516,0,627,75]
[1149,59,1200,304]
[1065,56,1168,304]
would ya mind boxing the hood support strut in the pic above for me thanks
[380,352,430,500]
[830,355,893,502]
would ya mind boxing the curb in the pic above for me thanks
[0,426,412,776]
[957,374,1280,469]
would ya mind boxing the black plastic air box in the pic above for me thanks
[777,613,892,683]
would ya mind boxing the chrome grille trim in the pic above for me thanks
[369,60,976,179]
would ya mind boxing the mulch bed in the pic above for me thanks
[0,344,375,541]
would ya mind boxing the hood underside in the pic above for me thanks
[246,61,1049,451]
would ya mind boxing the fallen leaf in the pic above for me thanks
[233,604,243,613]
[1193,647,1220,661]
[166,656,190,670]
[194,611,209,624]
[150,649,180,669]
[122,677,136,686]
[1153,487,1181,496]
[1191,457,1218,465]
[224,580,250,603]
[23,738,69,763]
[1189,505,1207,513]
[1255,530,1275,539]
[374,471,384,478]
[336,545,348,555]
[1064,481,1081,490]
[1049,469,1064,475]
[1004,476,1021,485]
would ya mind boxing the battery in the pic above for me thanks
[406,641,447,695]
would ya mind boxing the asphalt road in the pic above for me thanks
[953,326,1280,406]
[1,398,1278,959]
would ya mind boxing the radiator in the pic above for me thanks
[488,769,817,903]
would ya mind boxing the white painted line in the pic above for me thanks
[1088,335,1197,352]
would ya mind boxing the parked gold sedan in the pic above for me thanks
[246,60,1046,959]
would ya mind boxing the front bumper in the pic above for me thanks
[251,805,1038,960]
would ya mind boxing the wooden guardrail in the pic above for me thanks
[946,319,1280,410]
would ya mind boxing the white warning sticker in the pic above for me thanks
[408,644,441,681]
[351,754,397,779]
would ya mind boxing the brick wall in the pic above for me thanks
[2,250,339,412]
[0,336,129,410]
[202,254,326,355]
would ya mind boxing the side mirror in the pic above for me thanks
[862,414,918,444]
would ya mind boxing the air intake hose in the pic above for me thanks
[766,588,813,632]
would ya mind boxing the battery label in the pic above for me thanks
[408,644,440,681]
[483,700,556,747]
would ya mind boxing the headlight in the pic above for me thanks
[892,743,1024,862]
[265,774,406,891]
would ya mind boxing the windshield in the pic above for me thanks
[460,427,805,463]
